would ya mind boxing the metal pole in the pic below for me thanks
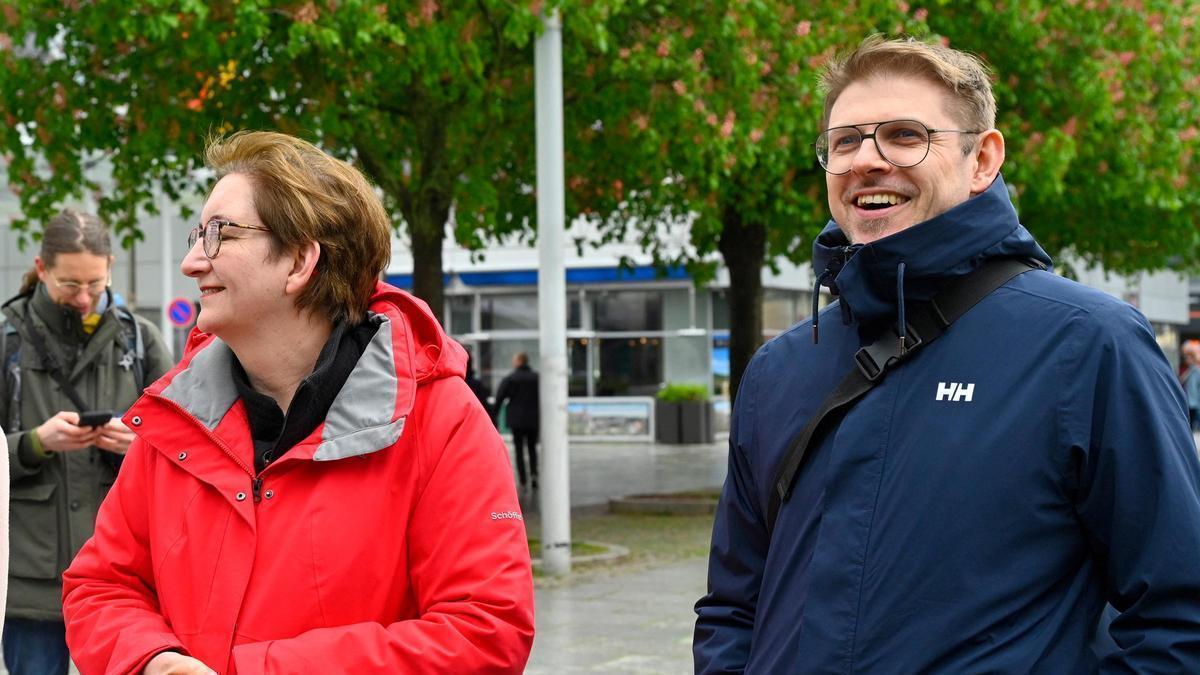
[158,186,174,356]
[535,8,571,576]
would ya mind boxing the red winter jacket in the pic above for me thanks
[62,283,534,674]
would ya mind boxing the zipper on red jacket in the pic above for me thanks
[251,477,263,503]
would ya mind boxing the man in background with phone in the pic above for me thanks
[0,210,172,675]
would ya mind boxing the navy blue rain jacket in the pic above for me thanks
[694,176,1200,673]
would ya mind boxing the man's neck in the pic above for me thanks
[228,310,334,413]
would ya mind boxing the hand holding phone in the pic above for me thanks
[35,411,104,453]
[76,410,114,428]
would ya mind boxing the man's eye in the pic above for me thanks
[886,126,927,144]
[831,133,860,149]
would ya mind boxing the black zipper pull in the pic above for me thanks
[252,477,263,503]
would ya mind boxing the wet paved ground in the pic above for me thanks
[527,558,708,674]
[516,438,728,674]
[512,438,728,510]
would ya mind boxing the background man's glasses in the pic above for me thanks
[814,119,982,175]
[186,218,272,258]
[46,271,109,297]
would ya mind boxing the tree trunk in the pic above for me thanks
[354,105,454,326]
[408,197,449,322]
[717,208,767,404]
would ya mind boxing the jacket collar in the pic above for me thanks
[137,282,465,467]
[811,175,1052,327]
[156,313,409,463]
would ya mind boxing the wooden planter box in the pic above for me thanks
[654,400,715,444]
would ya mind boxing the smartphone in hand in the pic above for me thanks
[77,410,114,428]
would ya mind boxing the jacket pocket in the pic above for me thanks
[9,480,61,579]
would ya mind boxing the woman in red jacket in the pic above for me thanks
[61,131,535,675]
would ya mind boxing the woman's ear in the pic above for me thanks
[284,240,321,296]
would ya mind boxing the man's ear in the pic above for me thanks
[970,129,1005,194]
[284,240,321,296]
[34,256,47,282]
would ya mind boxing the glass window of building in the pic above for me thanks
[663,287,708,330]
[448,295,474,335]
[593,290,662,332]
[712,335,730,398]
[763,289,799,333]
[711,290,730,331]
[481,293,538,331]
[568,338,588,397]
[569,293,583,329]
[595,336,662,396]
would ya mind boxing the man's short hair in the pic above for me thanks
[205,131,392,325]
[514,352,529,367]
[820,35,997,153]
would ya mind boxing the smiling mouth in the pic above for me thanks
[200,287,224,297]
[856,193,911,210]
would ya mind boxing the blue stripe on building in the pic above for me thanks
[385,265,690,289]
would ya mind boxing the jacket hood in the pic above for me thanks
[811,175,1052,327]
[141,282,466,466]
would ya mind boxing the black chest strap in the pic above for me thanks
[766,257,1043,534]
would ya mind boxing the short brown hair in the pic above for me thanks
[821,35,996,152]
[19,209,112,295]
[205,131,392,324]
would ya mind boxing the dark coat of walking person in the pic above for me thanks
[0,210,172,675]
[61,131,535,675]
[495,353,539,490]
[465,353,495,425]
[695,36,1200,673]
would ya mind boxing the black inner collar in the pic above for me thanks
[231,315,382,474]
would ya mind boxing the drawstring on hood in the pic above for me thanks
[811,270,831,344]
[811,243,862,344]
[896,261,907,353]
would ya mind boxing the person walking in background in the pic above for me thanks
[62,131,534,674]
[0,210,172,675]
[1183,340,1200,431]
[495,352,540,491]
[465,352,496,425]
[695,36,1200,672]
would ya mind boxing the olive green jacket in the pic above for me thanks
[1,285,173,620]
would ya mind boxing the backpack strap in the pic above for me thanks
[2,321,21,432]
[766,257,1043,534]
[112,306,147,390]
[23,320,90,413]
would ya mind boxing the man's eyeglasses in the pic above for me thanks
[814,119,983,175]
[186,218,272,259]
[46,271,110,297]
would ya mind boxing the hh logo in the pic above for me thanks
[936,381,975,402]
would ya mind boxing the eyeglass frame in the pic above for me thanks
[45,270,111,297]
[187,217,273,259]
[814,118,984,175]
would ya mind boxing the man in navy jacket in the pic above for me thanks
[694,35,1200,673]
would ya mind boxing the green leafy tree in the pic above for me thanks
[0,0,549,315]
[563,0,1198,399]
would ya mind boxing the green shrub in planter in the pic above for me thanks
[656,382,710,402]
[655,383,714,443]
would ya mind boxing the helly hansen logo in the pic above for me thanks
[936,382,975,402]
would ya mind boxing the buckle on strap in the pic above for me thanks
[854,320,926,381]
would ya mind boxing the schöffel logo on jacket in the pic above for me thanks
[936,382,975,402]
